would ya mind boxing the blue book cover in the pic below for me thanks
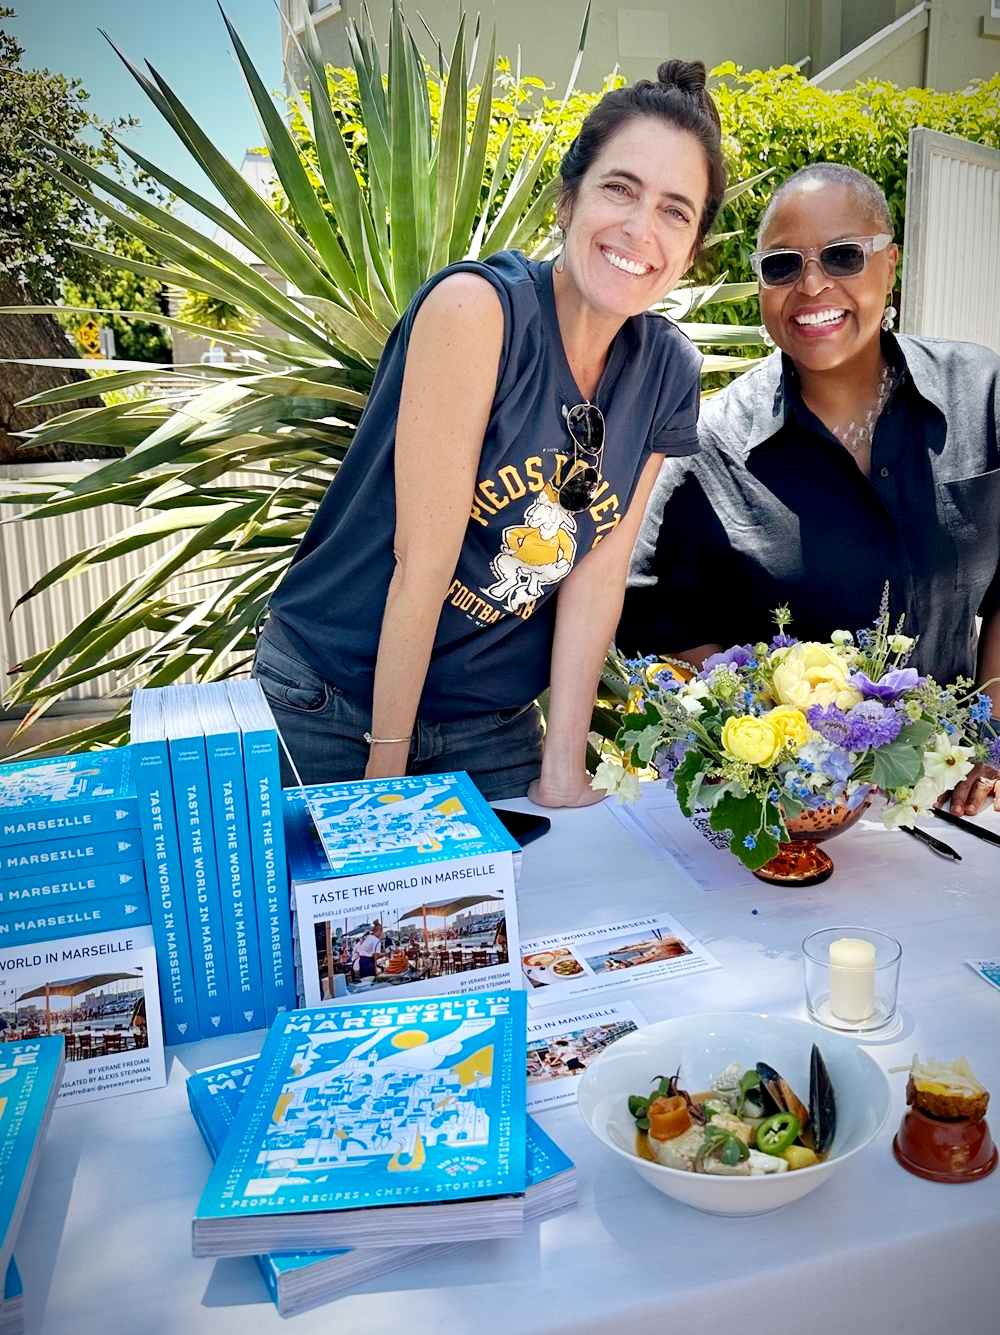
[188,1048,569,1315]
[195,685,265,1033]
[192,990,528,1258]
[130,687,204,1046]
[226,681,296,1024]
[162,686,234,1038]
[282,788,334,884]
[0,894,150,948]
[0,1037,65,1276]
[303,772,519,875]
[0,828,143,884]
[0,860,145,913]
[0,750,139,848]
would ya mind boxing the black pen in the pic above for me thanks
[932,805,1000,849]
[901,825,962,861]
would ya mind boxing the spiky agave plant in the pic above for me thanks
[0,5,765,752]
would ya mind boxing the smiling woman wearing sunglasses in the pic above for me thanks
[252,61,726,804]
[620,162,1000,815]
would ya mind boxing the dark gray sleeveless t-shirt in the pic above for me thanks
[268,250,701,721]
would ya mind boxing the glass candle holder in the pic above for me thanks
[802,927,901,1033]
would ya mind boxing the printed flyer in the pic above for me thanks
[520,912,719,1008]
[526,1000,646,1111]
[967,959,1000,993]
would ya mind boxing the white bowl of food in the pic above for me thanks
[577,1011,891,1216]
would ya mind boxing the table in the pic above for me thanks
[17,792,1000,1334]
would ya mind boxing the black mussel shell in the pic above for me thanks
[810,1044,837,1156]
[756,1060,811,1138]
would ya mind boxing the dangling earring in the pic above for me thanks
[758,324,774,348]
[553,228,567,275]
[881,301,897,332]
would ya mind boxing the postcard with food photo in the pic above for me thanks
[519,913,719,1008]
[526,1001,646,1111]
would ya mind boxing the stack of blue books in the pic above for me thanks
[0,1037,65,1331]
[130,681,296,1042]
[187,1043,576,1316]
[190,991,563,1264]
[0,751,167,1105]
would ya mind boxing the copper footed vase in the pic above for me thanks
[752,795,872,887]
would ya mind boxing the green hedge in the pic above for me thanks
[707,63,1000,324]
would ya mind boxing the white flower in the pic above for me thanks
[921,733,975,793]
[677,695,705,716]
[831,629,853,646]
[679,678,712,700]
[890,633,915,654]
[591,761,641,804]
[881,799,921,830]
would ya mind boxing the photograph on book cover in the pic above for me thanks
[526,1000,646,1111]
[299,892,514,1003]
[0,927,166,1104]
[520,913,720,1008]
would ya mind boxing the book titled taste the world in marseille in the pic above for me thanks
[192,990,527,1259]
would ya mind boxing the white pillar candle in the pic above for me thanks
[829,936,876,1022]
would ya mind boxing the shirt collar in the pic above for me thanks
[742,334,931,454]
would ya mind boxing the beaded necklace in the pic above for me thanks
[833,360,897,454]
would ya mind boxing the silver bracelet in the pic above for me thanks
[364,731,411,745]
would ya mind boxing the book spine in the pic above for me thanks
[0,802,140,847]
[169,737,234,1037]
[241,729,296,1023]
[0,894,151,948]
[0,861,145,912]
[204,732,265,1032]
[0,828,143,883]
[130,738,203,1045]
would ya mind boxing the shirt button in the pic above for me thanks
[879,467,890,478]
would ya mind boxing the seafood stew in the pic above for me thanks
[628,1045,836,1176]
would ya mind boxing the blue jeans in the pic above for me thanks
[252,621,544,802]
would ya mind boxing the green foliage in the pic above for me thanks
[706,63,1000,328]
[60,230,172,362]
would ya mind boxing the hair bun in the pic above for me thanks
[656,59,708,95]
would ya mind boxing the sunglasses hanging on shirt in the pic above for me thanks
[553,402,605,512]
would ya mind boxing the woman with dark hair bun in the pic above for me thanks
[621,162,1000,815]
[255,59,725,804]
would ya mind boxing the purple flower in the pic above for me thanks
[702,644,755,672]
[842,700,905,750]
[988,735,1000,770]
[769,633,799,650]
[806,704,851,746]
[848,667,923,701]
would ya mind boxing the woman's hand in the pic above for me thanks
[943,764,1000,816]
[528,773,606,808]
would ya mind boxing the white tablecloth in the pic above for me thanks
[17,790,1000,1334]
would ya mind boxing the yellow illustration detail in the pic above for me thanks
[272,1092,294,1123]
[388,1128,427,1172]
[451,1044,493,1087]
[377,793,404,803]
[483,488,577,613]
[0,1097,7,1119]
[435,797,465,816]
[391,1028,430,1050]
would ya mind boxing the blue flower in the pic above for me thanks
[971,694,993,724]
[743,835,757,850]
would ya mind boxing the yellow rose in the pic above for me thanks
[766,705,811,752]
[770,642,862,711]
[721,714,783,766]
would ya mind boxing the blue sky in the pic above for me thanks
[7,0,282,206]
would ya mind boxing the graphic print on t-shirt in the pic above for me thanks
[482,483,578,613]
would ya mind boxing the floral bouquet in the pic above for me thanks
[595,603,1000,873]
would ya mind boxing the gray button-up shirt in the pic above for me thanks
[620,334,1000,684]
